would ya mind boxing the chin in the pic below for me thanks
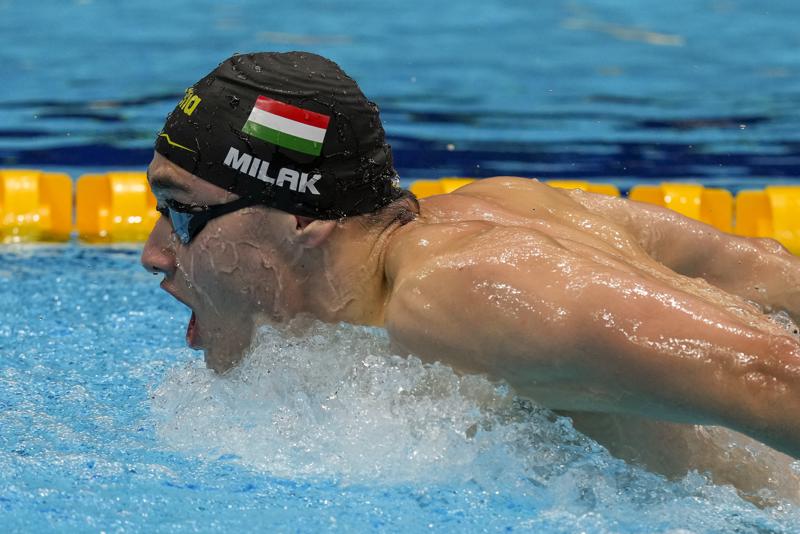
[203,345,246,374]
[204,351,232,374]
[196,317,256,373]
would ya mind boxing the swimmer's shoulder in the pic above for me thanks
[433,176,580,216]
[387,176,572,274]
[453,176,555,196]
[384,213,496,279]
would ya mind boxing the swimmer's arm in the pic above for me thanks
[386,260,800,458]
[567,189,800,323]
[568,277,800,460]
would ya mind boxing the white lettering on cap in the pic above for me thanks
[299,173,322,195]
[276,168,299,191]
[223,146,252,172]
[222,147,321,195]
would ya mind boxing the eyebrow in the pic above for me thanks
[146,170,192,194]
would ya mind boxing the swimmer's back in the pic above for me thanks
[382,176,794,422]
[381,177,660,383]
[415,177,646,258]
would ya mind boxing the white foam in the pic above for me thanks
[150,320,592,485]
[149,319,800,521]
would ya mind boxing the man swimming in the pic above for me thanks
[142,52,800,495]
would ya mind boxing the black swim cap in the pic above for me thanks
[155,52,402,219]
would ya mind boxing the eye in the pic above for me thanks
[166,198,207,214]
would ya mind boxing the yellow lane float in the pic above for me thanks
[3,170,800,253]
[76,172,159,243]
[629,183,733,232]
[735,186,800,255]
[409,177,476,197]
[0,169,72,243]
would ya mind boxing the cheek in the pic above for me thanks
[181,231,292,318]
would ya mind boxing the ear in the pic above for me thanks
[294,216,337,248]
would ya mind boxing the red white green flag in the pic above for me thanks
[241,96,330,156]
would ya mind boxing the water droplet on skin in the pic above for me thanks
[236,74,247,80]
[229,96,240,109]
[253,65,262,72]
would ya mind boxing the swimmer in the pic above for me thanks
[142,52,800,498]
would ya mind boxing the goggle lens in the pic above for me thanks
[158,197,263,244]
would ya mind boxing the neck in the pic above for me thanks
[304,217,411,326]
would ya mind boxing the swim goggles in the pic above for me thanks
[157,196,263,244]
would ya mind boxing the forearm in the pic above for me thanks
[697,236,800,322]
[569,190,800,320]
[515,327,800,459]
[661,229,800,324]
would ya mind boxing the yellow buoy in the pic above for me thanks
[736,186,800,254]
[76,172,158,243]
[629,183,732,232]
[0,169,72,243]
[409,180,445,199]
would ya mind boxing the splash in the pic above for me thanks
[150,320,799,526]
[150,320,592,485]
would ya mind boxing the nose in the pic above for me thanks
[141,217,177,276]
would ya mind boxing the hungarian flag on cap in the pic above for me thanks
[241,96,330,156]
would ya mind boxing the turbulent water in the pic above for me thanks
[3,247,800,530]
[151,320,800,529]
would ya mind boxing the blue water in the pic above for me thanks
[2,246,799,532]
[4,1,800,531]
[2,0,800,188]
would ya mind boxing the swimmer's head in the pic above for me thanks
[144,52,417,372]
[155,51,403,219]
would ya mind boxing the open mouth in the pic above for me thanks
[160,280,202,350]
[186,311,200,349]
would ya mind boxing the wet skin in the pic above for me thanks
[385,177,800,452]
[142,154,308,372]
[143,153,800,496]
[142,153,388,372]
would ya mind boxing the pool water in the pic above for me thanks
[2,246,799,532]
[2,0,800,187]
[4,0,800,531]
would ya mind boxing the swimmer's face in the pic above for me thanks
[141,153,308,371]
